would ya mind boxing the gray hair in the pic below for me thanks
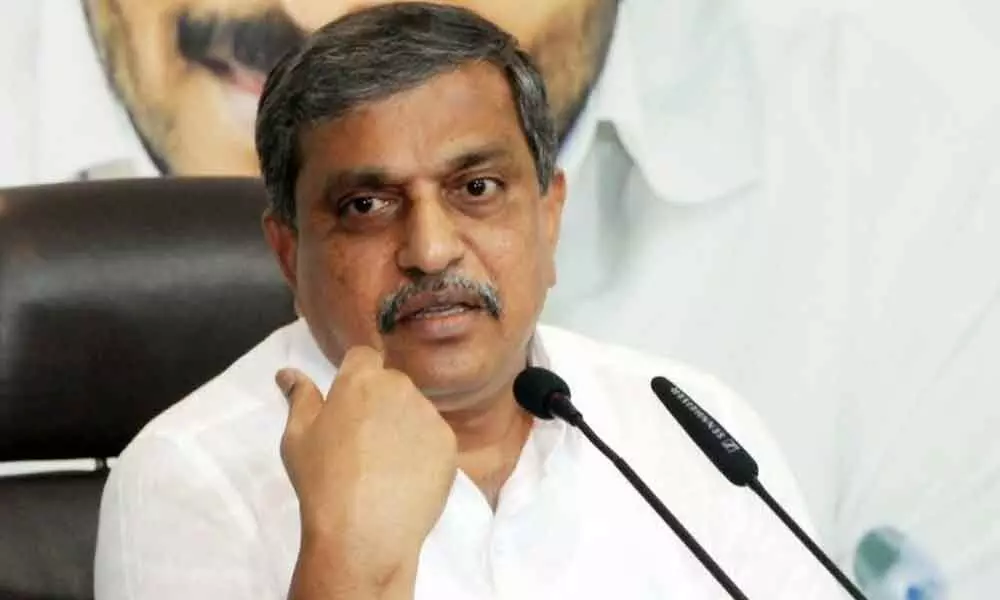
[254,2,558,226]
[376,273,502,334]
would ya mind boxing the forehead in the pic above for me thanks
[296,63,532,179]
[102,0,580,29]
[104,0,278,21]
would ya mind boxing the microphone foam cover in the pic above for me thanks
[513,366,570,420]
[651,376,759,486]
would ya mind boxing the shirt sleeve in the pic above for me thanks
[94,433,276,600]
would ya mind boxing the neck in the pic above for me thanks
[442,390,534,511]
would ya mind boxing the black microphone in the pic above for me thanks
[514,367,750,600]
[650,376,868,600]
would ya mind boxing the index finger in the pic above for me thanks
[276,367,324,438]
[337,345,384,377]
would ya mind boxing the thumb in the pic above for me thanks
[276,368,323,437]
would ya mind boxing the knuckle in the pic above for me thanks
[342,346,364,363]
[338,355,380,384]
[343,346,381,370]
[355,345,381,360]
[279,431,296,463]
[342,367,379,394]
[280,420,299,445]
[382,368,413,389]
[436,426,459,458]
[282,410,309,443]
[441,426,458,450]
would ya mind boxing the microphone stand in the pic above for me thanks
[575,419,751,600]
[748,479,867,600]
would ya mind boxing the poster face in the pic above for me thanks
[83,0,619,177]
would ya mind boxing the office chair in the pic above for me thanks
[0,177,296,600]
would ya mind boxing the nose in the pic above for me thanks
[278,0,384,32]
[396,189,465,276]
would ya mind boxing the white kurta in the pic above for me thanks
[95,319,841,599]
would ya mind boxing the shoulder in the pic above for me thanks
[537,324,752,429]
[137,322,297,438]
[111,321,301,501]
[537,323,808,519]
[537,325,832,595]
[97,322,305,595]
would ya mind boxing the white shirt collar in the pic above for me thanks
[560,0,764,204]
[286,318,553,397]
[35,0,158,182]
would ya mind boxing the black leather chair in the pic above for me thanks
[0,177,296,600]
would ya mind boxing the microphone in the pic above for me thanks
[650,376,868,600]
[514,367,750,600]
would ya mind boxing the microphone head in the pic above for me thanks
[513,366,571,420]
[650,376,759,487]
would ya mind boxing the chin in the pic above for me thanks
[419,381,508,415]
[397,356,490,393]
[388,346,505,407]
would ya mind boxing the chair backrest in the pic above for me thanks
[0,177,296,600]
[0,471,108,600]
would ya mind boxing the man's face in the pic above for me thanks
[263,63,566,411]
[84,0,618,175]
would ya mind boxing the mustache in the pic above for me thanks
[377,274,503,335]
[176,9,305,78]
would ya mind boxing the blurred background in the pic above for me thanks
[1,0,998,598]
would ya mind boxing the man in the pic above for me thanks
[95,5,841,598]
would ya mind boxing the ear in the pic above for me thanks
[262,210,299,293]
[539,169,567,287]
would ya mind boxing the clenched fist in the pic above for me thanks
[276,346,458,599]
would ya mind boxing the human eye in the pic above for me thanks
[460,177,503,201]
[337,195,395,219]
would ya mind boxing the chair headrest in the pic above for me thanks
[0,177,296,461]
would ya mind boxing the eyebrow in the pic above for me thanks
[445,144,512,173]
[319,143,515,199]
